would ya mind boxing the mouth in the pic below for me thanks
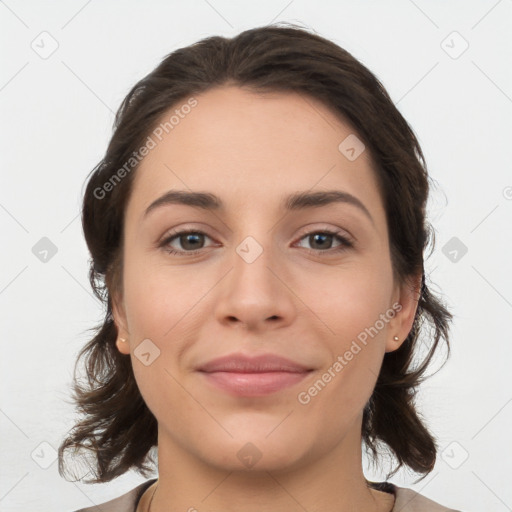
[199,370,312,397]
[196,353,314,397]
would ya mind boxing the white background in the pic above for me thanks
[1,1,511,511]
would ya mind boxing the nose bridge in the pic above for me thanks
[228,205,281,284]
[214,223,296,329]
[230,231,280,299]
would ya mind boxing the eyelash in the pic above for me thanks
[158,228,354,257]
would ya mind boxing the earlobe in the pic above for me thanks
[111,292,131,355]
[115,336,131,355]
[385,273,422,353]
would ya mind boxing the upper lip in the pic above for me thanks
[197,353,312,373]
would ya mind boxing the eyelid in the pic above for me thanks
[294,223,354,243]
[158,224,353,243]
[157,223,215,243]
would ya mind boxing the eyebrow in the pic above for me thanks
[143,189,374,224]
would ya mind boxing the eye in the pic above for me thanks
[158,228,354,257]
[294,229,353,256]
[159,230,213,256]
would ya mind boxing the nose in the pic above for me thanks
[214,239,297,332]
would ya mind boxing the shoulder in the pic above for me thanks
[393,484,463,511]
[70,479,157,512]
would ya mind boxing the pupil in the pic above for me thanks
[312,233,331,249]
[183,233,202,250]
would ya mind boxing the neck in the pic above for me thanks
[149,416,394,512]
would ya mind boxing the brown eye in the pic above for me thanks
[160,230,213,256]
[308,233,335,250]
[295,230,353,255]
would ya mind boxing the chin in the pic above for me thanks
[196,432,309,474]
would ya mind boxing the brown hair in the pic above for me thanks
[58,22,452,484]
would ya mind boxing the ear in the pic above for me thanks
[385,272,422,353]
[111,289,131,355]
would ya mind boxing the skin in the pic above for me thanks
[112,85,421,512]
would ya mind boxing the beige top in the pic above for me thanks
[72,478,463,511]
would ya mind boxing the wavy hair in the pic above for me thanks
[58,22,452,484]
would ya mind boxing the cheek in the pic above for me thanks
[305,260,394,399]
[308,258,394,339]
[121,254,216,408]
[122,251,207,340]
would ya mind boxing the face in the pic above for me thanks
[112,85,419,473]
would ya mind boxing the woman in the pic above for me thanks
[59,23,462,512]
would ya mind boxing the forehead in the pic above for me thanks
[126,85,385,223]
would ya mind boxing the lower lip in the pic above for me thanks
[199,371,310,397]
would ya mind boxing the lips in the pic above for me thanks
[197,353,313,397]
[197,353,312,373]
